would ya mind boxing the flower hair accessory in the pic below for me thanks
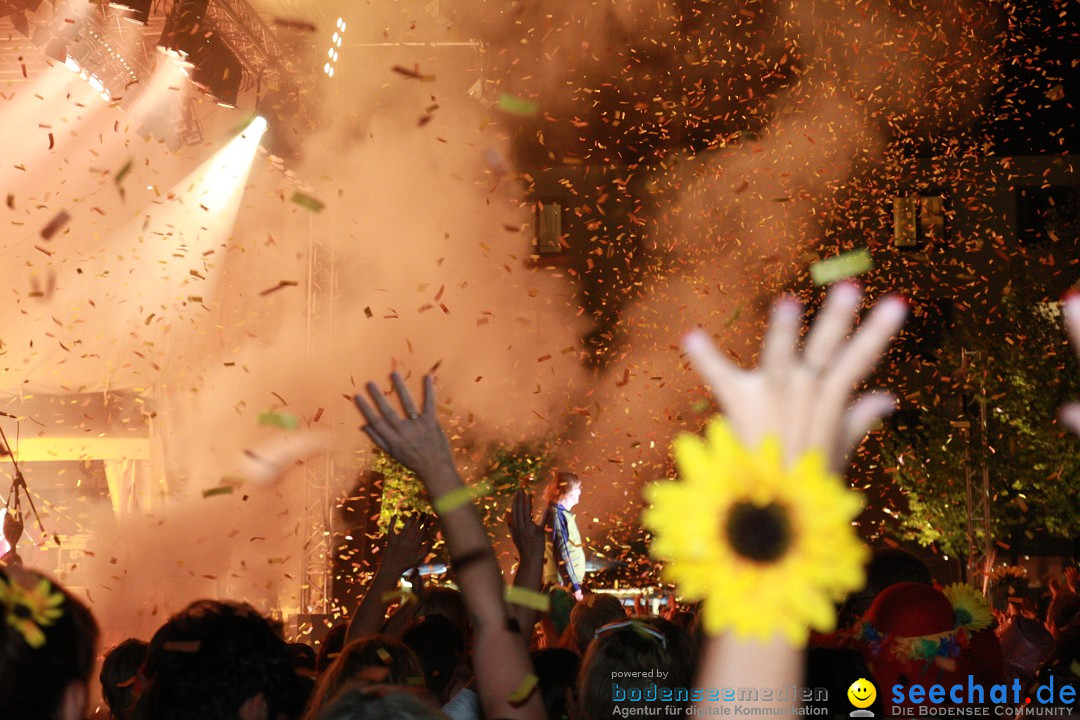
[0,573,65,648]
[642,417,868,646]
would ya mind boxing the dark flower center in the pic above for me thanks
[725,501,792,563]
[11,603,32,620]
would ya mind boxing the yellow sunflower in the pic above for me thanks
[642,417,867,646]
[0,575,65,648]
[943,583,993,632]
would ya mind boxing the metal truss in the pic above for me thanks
[299,215,336,616]
[203,0,293,90]
[960,349,994,589]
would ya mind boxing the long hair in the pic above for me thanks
[542,471,580,506]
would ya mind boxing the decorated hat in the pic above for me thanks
[850,582,1004,710]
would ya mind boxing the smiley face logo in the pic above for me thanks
[847,678,877,709]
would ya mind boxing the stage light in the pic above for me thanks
[159,0,243,106]
[324,15,345,79]
[192,114,267,214]
[64,55,81,73]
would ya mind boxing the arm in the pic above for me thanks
[508,489,546,634]
[549,507,582,598]
[355,374,545,720]
[684,284,906,712]
[346,515,432,643]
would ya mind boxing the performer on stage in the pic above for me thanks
[542,471,587,600]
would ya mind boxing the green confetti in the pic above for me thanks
[258,411,298,430]
[115,158,134,185]
[291,191,325,213]
[202,486,234,498]
[810,248,874,285]
[497,93,539,117]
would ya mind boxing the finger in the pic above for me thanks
[761,297,802,388]
[354,393,384,428]
[422,375,437,416]
[392,372,420,418]
[362,425,390,453]
[366,381,402,422]
[683,328,744,413]
[1061,402,1080,438]
[826,295,908,392]
[1064,294,1080,353]
[837,392,897,464]
[809,297,905,460]
[802,282,862,369]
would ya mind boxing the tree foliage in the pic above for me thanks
[882,289,1080,556]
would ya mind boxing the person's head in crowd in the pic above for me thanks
[312,687,448,720]
[839,548,932,626]
[565,592,626,654]
[1046,592,1080,639]
[531,648,581,720]
[416,587,470,642]
[291,642,317,675]
[578,618,694,720]
[0,566,99,720]
[999,615,1054,685]
[401,615,466,706]
[136,599,306,720]
[543,472,582,510]
[317,623,349,675]
[305,635,424,719]
[100,638,149,720]
[850,583,1003,715]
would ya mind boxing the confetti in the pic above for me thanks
[809,248,874,286]
[433,480,494,514]
[115,159,134,185]
[291,191,325,213]
[202,486,234,498]
[40,210,70,240]
[497,93,539,117]
[258,411,298,430]
[260,280,299,296]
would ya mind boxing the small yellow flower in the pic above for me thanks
[643,417,868,646]
[0,575,65,648]
[943,582,993,631]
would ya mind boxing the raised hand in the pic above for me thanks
[383,514,434,575]
[508,490,546,566]
[683,283,907,471]
[354,373,455,483]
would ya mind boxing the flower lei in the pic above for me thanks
[0,574,65,648]
[853,583,993,667]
